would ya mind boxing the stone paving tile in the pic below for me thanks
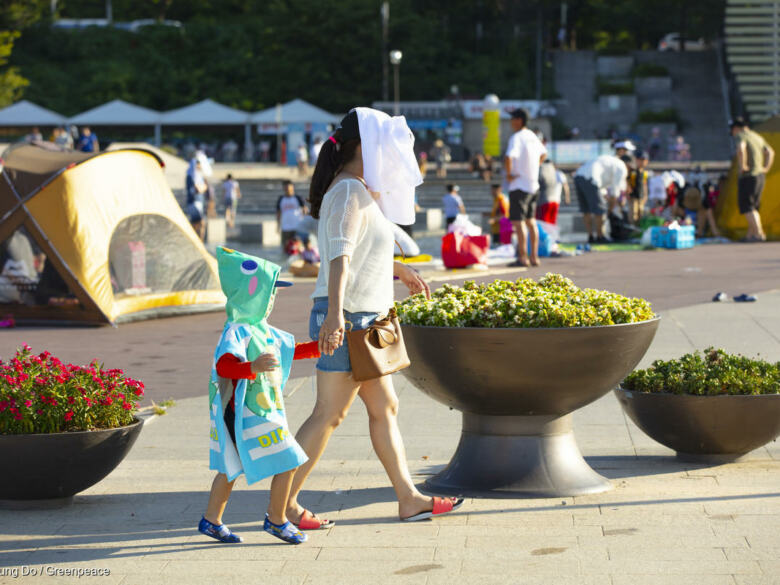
[119,576,305,585]
[580,559,762,575]
[724,548,780,561]
[605,546,728,561]
[435,543,608,561]
[734,577,780,585]
[430,577,613,585]
[460,556,580,575]
[281,559,463,576]
[611,577,737,585]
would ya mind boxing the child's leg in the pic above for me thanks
[205,472,235,525]
[267,469,295,525]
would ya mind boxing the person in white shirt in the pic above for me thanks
[310,137,324,165]
[296,143,309,176]
[222,174,241,228]
[284,109,462,529]
[574,154,629,243]
[504,108,547,267]
[276,181,307,252]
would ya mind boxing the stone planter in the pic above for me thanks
[596,56,635,77]
[614,389,780,462]
[0,419,144,508]
[400,318,659,497]
[598,95,638,126]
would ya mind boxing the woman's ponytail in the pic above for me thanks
[308,129,361,219]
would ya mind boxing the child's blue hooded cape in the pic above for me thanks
[208,247,308,484]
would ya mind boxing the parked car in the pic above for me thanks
[658,33,707,51]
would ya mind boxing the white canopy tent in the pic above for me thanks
[0,100,66,126]
[160,99,251,125]
[69,99,162,144]
[251,98,340,125]
[161,99,253,155]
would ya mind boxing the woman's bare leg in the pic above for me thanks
[358,375,433,520]
[286,370,361,520]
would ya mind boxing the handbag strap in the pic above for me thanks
[394,240,406,261]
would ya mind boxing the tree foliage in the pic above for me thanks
[9,0,725,115]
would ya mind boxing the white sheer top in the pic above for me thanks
[312,179,395,313]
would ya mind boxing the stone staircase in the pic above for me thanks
[633,50,731,160]
[552,50,601,139]
[553,49,732,160]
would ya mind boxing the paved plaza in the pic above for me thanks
[0,245,778,584]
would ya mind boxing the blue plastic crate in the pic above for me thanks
[649,225,695,249]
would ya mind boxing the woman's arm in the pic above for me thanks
[319,256,349,356]
[394,262,431,298]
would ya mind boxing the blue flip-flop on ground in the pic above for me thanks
[734,294,758,302]
[198,516,243,543]
[263,514,307,544]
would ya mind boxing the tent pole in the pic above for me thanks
[154,124,161,146]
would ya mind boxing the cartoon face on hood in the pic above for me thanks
[217,247,286,324]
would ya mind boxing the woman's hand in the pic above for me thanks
[251,352,279,373]
[395,262,431,299]
[319,311,346,356]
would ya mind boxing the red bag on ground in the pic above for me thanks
[441,232,490,268]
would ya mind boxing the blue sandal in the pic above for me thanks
[734,294,758,303]
[198,516,243,543]
[263,514,307,544]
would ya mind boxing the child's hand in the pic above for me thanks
[251,353,279,373]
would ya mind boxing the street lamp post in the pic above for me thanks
[389,50,403,116]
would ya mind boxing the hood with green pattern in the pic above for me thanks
[217,247,284,324]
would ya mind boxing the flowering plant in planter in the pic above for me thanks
[396,273,654,328]
[0,345,144,435]
[623,348,780,396]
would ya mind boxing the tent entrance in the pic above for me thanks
[0,223,102,323]
[109,214,218,299]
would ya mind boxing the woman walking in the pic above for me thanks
[286,108,462,529]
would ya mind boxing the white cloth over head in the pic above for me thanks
[187,150,213,179]
[354,107,423,226]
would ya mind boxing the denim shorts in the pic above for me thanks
[309,298,380,373]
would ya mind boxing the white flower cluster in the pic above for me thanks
[396,273,655,328]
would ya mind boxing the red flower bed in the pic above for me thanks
[0,345,144,434]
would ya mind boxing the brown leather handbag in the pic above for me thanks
[345,307,410,381]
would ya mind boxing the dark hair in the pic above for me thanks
[730,116,748,129]
[510,108,529,125]
[446,184,454,192]
[283,180,293,188]
[491,183,500,189]
[226,173,233,180]
[308,129,361,218]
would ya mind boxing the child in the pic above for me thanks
[199,247,319,545]
[289,237,321,278]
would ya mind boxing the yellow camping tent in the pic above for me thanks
[717,116,780,240]
[0,144,224,324]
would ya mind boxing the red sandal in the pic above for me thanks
[401,497,464,522]
[294,509,334,530]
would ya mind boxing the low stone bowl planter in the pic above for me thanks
[0,418,144,508]
[613,389,780,462]
[401,318,659,497]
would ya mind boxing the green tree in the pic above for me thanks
[0,0,49,106]
[0,31,28,106]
